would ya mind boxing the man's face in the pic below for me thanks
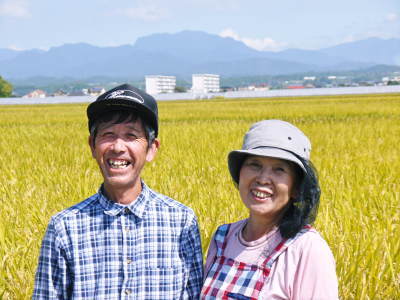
[89,118,159,193]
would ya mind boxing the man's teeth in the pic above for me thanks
[109,160,129,169]
[252,190,271,198]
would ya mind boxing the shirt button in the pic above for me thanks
[124,227,130,232]
[127,259,132,264]
[124,207,130,214]
[125,289,132,295]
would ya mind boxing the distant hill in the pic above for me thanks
[0,49,22,61]
[0,31,399,79]
[320,37,400,65]
[133,30,264,63]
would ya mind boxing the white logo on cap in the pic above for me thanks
[105,90,145,104]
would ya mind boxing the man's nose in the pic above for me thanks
[111,138,125,152]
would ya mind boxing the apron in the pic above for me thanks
[201,224,312,300]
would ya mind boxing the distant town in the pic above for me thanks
[18,71,400,99]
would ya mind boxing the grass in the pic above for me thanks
[0,93,399,299]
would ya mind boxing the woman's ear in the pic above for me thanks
[290,162,304,200]
[290,186,300,200]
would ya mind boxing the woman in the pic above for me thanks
[201,120,338,300]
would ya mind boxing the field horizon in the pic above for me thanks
[0,93,399,299]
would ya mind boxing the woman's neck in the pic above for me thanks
[242,216,278,242]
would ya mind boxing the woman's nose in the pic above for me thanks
[256,167,272,184]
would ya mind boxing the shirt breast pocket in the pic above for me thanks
[142,265,185,297]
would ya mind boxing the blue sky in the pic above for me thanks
[0,0,399,51]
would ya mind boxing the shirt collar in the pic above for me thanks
[98,181,151,219]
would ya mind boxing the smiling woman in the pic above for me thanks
[201,119,338,300]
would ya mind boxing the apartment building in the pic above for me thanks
[145,75,176,95]
[191,74,220,93]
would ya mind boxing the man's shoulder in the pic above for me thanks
[147,187,195,216]
[51,193,100,224]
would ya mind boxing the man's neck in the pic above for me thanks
[103,181,142,205]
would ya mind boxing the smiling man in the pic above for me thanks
[33,84,203,299]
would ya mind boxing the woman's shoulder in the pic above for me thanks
[289,227,334,259]
[213,219,247,238]
[227,219,247,231]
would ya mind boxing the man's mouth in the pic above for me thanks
[108,159,130,169]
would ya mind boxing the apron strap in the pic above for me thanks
[213,223,231,257]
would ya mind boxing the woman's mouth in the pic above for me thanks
[251,189,272,200]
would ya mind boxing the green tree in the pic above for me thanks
[174,86,186,93]
[0,76,13,97]
[387,80,400,86]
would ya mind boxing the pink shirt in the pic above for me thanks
[204,219,339,300]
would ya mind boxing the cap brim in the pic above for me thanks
[87,99,158,136]
[228,147,306,184]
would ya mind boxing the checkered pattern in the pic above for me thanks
[201,224,311,299]
[33,182,203,299]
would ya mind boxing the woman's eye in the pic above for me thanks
[247,162,261,168]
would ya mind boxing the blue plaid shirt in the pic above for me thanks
[33,182,203,299]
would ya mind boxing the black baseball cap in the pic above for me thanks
[87,84,158,137]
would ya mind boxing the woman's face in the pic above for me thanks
[238,155,297,223]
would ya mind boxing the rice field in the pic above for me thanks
[0,93,399,299]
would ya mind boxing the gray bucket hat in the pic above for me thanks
[228,120,311,184]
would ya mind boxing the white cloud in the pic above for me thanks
[0,0,30,17]
[6,45,23,50]
[113,4,169,22]
[187,0,240,11]
[386,13,398,22]
[340,34,358,44]
[219,28,287,52]
[219,28,241,40]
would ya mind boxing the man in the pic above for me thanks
[33,84,203,299]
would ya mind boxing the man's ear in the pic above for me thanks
[146,138,160,162]
[88,135,95,158]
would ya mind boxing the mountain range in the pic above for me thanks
[0,31,399,79]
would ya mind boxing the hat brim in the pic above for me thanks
[228,147,306,184]
[87,99,158,136]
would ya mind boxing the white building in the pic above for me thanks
[191,74,220,93]
[145,75,176,95]
[392,76,400,82]
[22,89,46,98]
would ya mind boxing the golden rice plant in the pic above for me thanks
[0,93,399,299]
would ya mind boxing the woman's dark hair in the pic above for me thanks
[89,110,156,147]
[278,157,320,238]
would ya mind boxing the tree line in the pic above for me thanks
[0,76,13,97]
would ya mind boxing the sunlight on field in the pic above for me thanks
[0,93,399,299]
